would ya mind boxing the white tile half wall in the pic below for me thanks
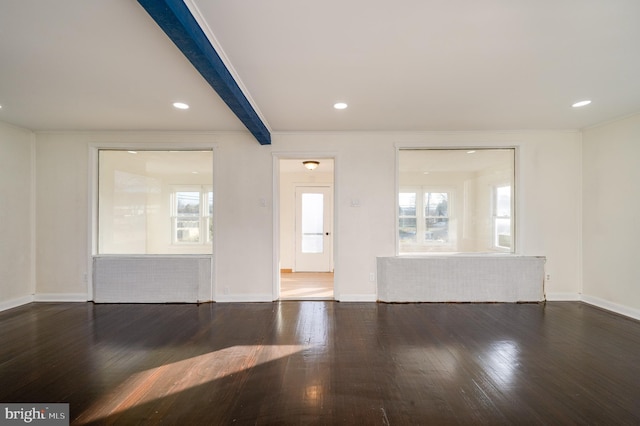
[377,256,545,302]
[93,256,211,303]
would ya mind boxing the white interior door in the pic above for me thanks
[295,186,333,272]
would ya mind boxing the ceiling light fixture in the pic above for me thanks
[127,151,138,154]
[572,100,591,108]
[303,160,320,170]
[173,102,190,110]
[333,102,348,110]
[467,150,476,154]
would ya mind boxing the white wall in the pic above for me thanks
[273,131,582,301]
[32,129,581,302]
[0,121,35,309]
[36,133,91,299]
[582,113,640,317]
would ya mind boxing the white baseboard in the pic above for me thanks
[33,293,88,302]
[581,295,640,321]
[215,293,274,303]
[545,292,581,301]
[337,294,377,302]
[0,295,34,312]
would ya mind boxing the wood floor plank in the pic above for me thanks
[1,301,640,424]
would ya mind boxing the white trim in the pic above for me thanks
[272,156,281,300]
[582,295,640,322]
[88,145,98,300]
[338,294,377,302]
[215,294,274,303]
[209,145,218,302]
[0,295,34,312]
[577,132,584,296]
[33,293,88,302]
[546,292,581,301]
[30,131,37,296]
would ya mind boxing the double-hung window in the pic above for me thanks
[171,186,213,245]
[399,188,451,252]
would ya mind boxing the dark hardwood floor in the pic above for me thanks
[1,301,640,425]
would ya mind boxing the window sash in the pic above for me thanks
[493,185,512,250]
[171,186,212,245]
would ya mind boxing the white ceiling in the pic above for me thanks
[1,0,639,134]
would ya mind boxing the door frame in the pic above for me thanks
[272,153,339,300]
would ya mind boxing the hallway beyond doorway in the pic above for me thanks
[280,272,333,300]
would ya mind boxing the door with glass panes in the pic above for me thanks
[294,186,333,272]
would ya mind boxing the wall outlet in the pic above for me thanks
[369,272,375,282]
[546,274,551,281]
[223,287,230,295]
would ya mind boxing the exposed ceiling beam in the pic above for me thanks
[137,0,271,145]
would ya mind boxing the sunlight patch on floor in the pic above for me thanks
[280,272,334,299]
[75,345,307,424]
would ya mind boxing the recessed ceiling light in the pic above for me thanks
[572,100,591,108]
[467,150,476,154]
[333,102,348,110]
[127,151,137,154]
[173,102,190,110]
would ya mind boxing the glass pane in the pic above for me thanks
[495,218,511,248]
[496,186,511,217]
[399,218,417,241]
[98,150,213,254]
[425,192,448,217]
[426,218,449,242]
[176,218,200,243]
[176,192,200,216]
[399,148,515,253]
[301,193,324,254]
[207,192,213,242]
[399,193,417,216]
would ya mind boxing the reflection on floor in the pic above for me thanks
[280,272,334,300]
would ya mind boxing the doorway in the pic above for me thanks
[278,158,335,300]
